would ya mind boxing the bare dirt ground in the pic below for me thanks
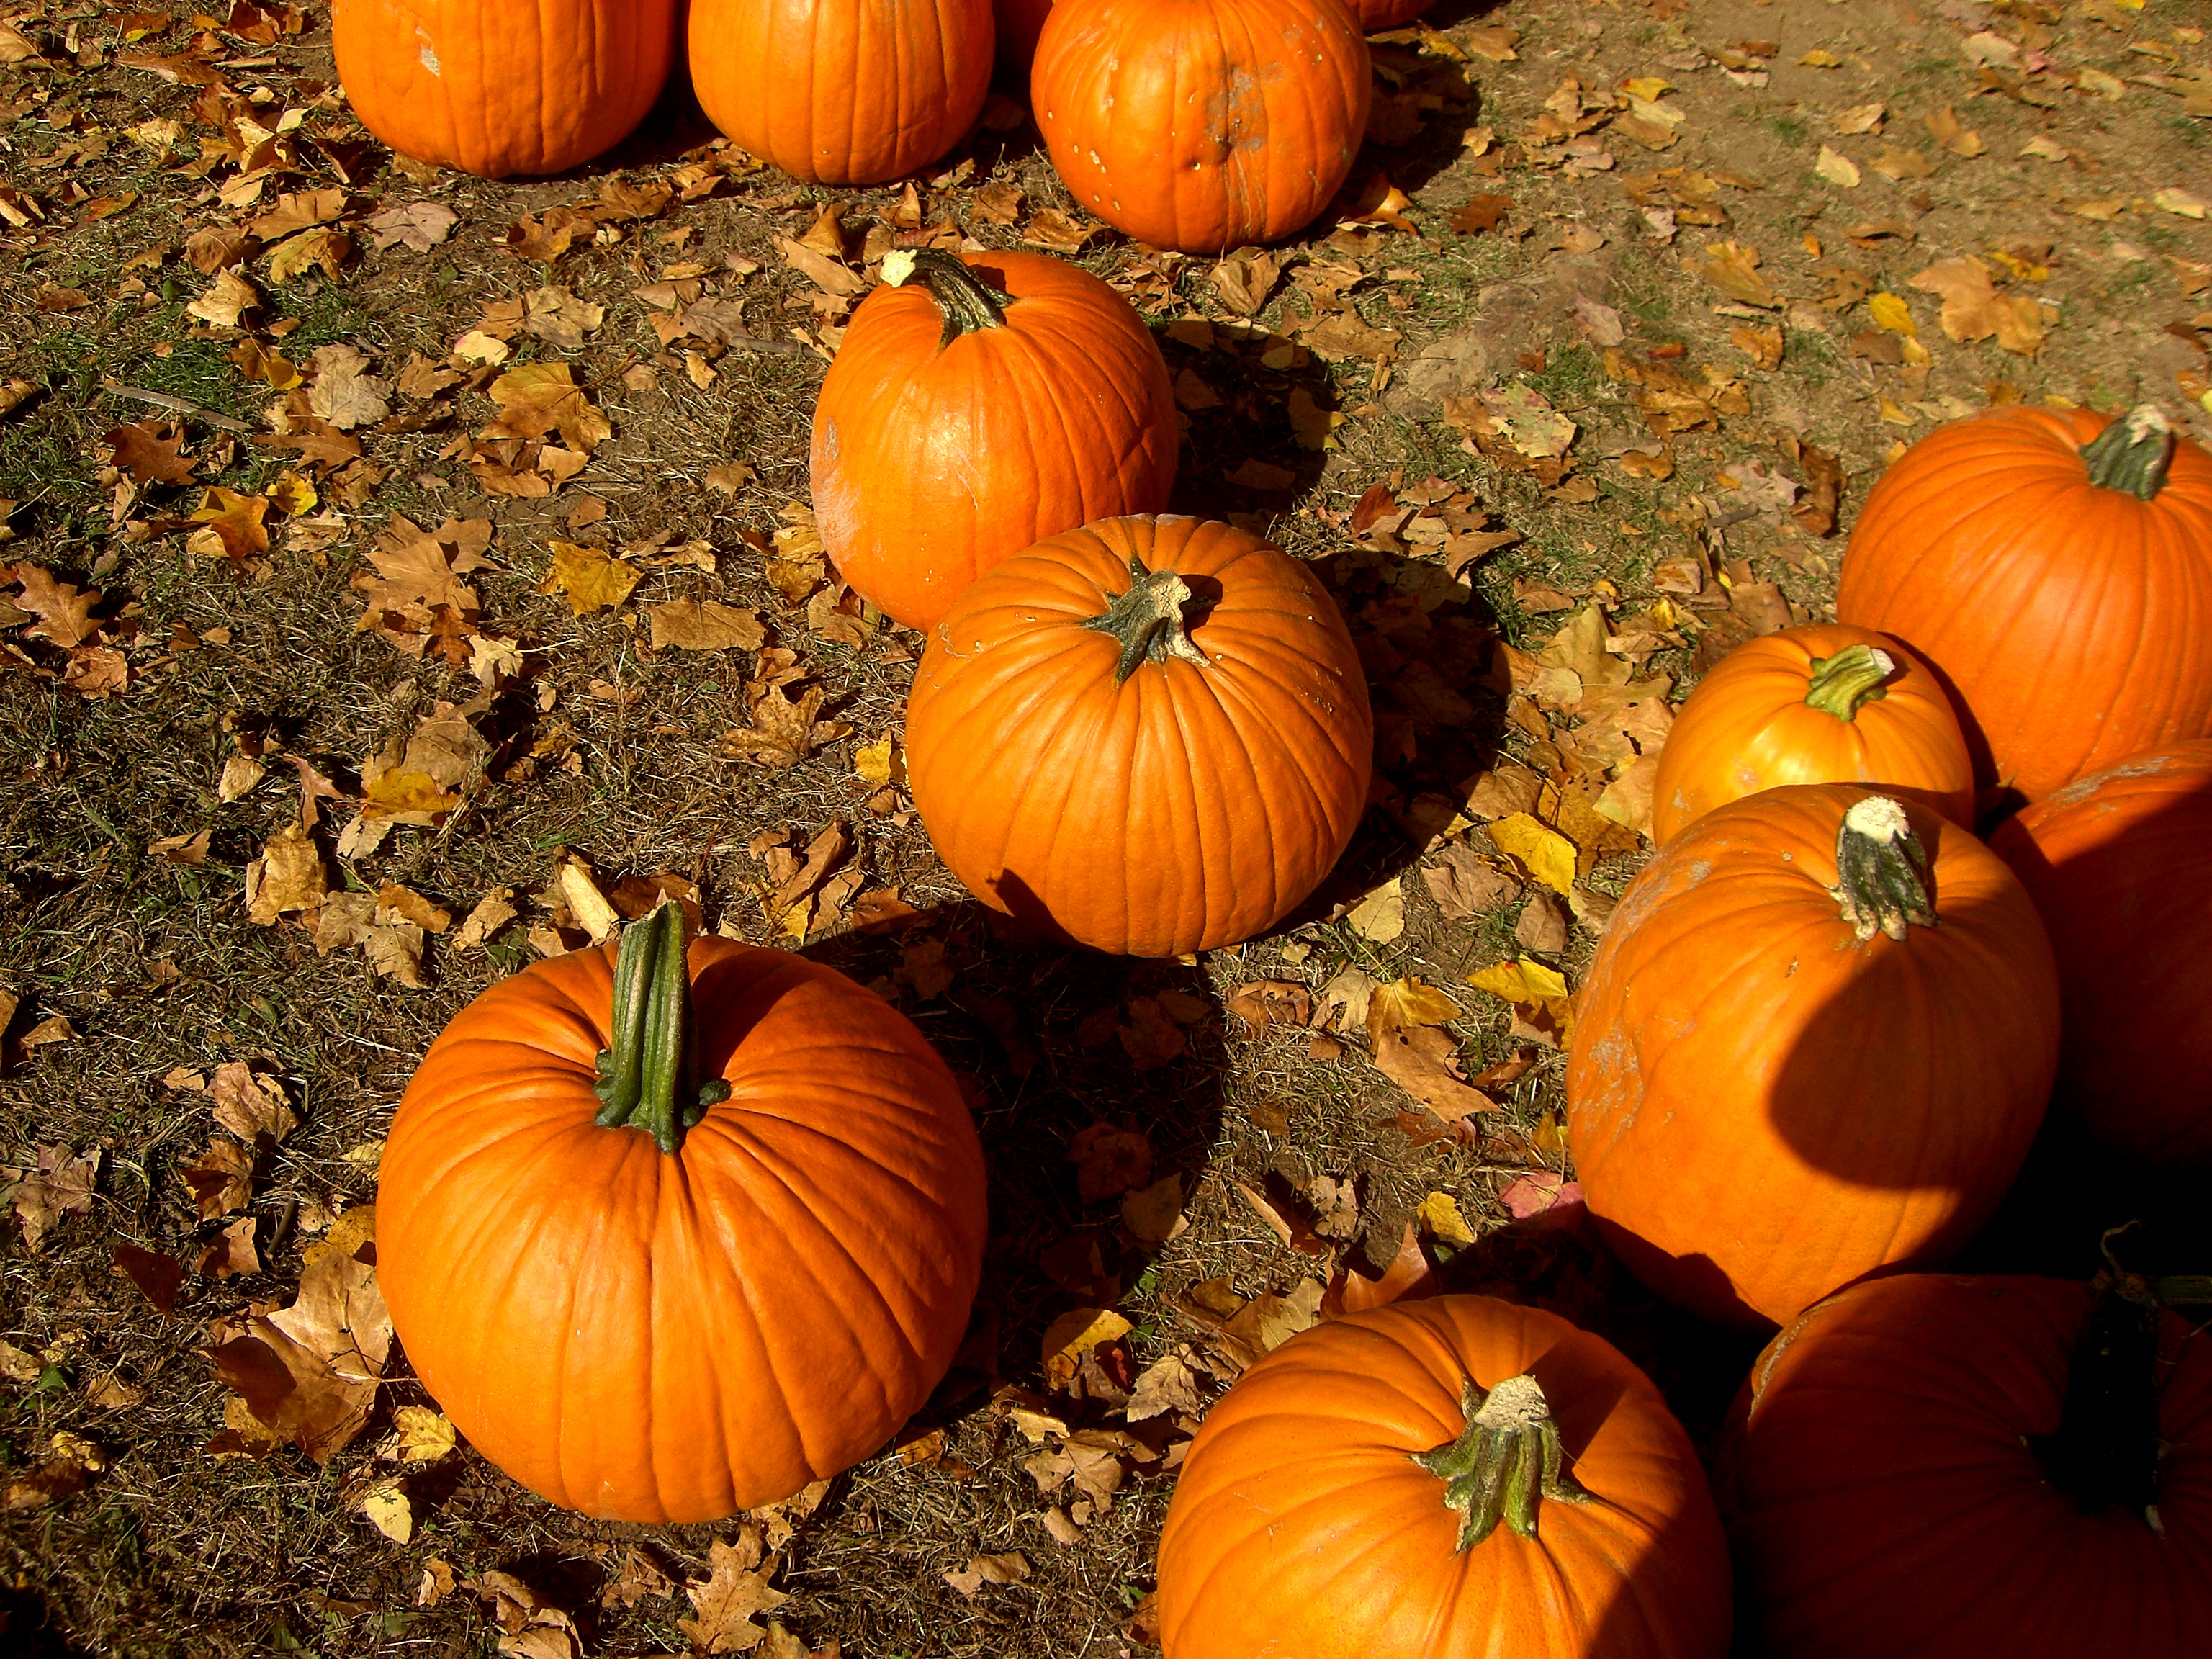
[2,0,2208,1654]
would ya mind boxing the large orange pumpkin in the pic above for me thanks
[1157,1295,1734,1659]
[905,515,1372,956]
[1651,623,1975,844]
[1567,785,2059,1329]
[687,0,992,186]
[333,0,676,179]
[810,248,1178,634]
[1031,0,1371,253]
[376,907,988,1523]
[1992,739,2212,1163]
[1836,403,2212,802]
[1722,1272,2212,1659]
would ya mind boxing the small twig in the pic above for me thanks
[99,377,252,434]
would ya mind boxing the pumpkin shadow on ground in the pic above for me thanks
[799,899,1228,1424]
[1160,322,1353,525]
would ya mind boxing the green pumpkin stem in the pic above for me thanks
[879,247,1012,350]
[2031,1238,2164,1528]
[1802,643,1897,721]
[2079,405,2174,501]
[592,903,730,1156]
[1411,1373,1596,1550]
[1829,795,1937,943]
[1080,553,1213,685]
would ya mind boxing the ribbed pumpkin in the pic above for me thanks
[1031,0,1371,253]
[377,907,988,1523]
[1158,1296,1734,1659]
[905,515,1372,957]
[687,0,992,186]
[1722,1272,2212,1659]
[1650,623,1975,844]
[1992,739,2212,1163]
[811,249,1178,634]
[1836,403,2212,803]
[1567,786,2059,1329]
[332,0,676,179]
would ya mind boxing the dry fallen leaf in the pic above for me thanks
[5,1144,100,1251]
[1372,1027,1496,1122]
[1909,256,2044,355]
[944,1553,1030,1599]
[539,541,641,615]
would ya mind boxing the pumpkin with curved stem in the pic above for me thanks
[810,248,1178,634]
[1157,1295,1733,1659]
[1031,0,1371,253]
[1836,403,2212,801]
[905,515,1372,957]
[376,905,988,1523]
[1567,786,2059,1329]
[687,0,992,186]
[1992,739,2212,1163]
[1722,1272,2212,1659]
[1651,623,1975,843]
[333,0,678,179]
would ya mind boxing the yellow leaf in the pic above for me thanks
[1488,814,1579,899]
[1466,957,1576,1038]
[1866,292,1917,336]
[1041,1308,1132,1390]
[1814,145,1861,189]
[1417,1190,1477,1246]
[855,737,896,786]
[358,1478,413,1544]
[1799,48,1843,67]
[539,541,640,615]
[1367,976,1461,1042]
[266,472,318,516]
[392,1406,456,1463]
[1619,76,1671,102]
[361,768,462,821]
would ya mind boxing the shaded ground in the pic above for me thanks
[1,0,2207,1654]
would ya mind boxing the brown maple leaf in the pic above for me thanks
[678,1534,788,1655]
[482,364,611,452]
[5,564,102,647]
[103,421,197,484]
[721,683,827,771]
[187,487,272,563]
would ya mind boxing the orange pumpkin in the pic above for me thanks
[1567,786,2059,1328]
[1650,623,1975,844]
[1158,1295,1734,1659]
[811,249,1178,634]
[1722,1272,2212,1659]
[1992,739,2212,1162]
[905,515,1372,956]
[377,907,988,1522]
[1031,0,1371,253]
[1836,404,2212,802]
[333,0,676,179]
[687,0,992,186]
[1349,0,1430,24]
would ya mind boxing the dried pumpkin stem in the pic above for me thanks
[880,247,1012,349]
[1802,643,1896,721]
[2079,404,2174,501]
[2030,1267,2164,1529]
[592,902,730,1155]
[1829,794,1936,943]
[1411,1373,1595,1550]
[1081,553,1213,685]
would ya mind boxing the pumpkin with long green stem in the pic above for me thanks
[1721,1268,2212,1658]
[1156,1295,1733,1658]
[904,514,1372,956]
[375,904,987,1522]
[1567,786,2059,1328]
[1650,623,1975,843]
[811,248,1177,634]
[1837,403,2212,801]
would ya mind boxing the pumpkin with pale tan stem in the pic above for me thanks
[1567,785,2059,1329]
[1158,1295,1734,1659]
[905,515,1371,957]
[333,0,677,179]
[1651,623,1975,843]
[376,907,988,1523]
[1836,403,2212,802]
[688,0,992,186]
[811,248,1177,634]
